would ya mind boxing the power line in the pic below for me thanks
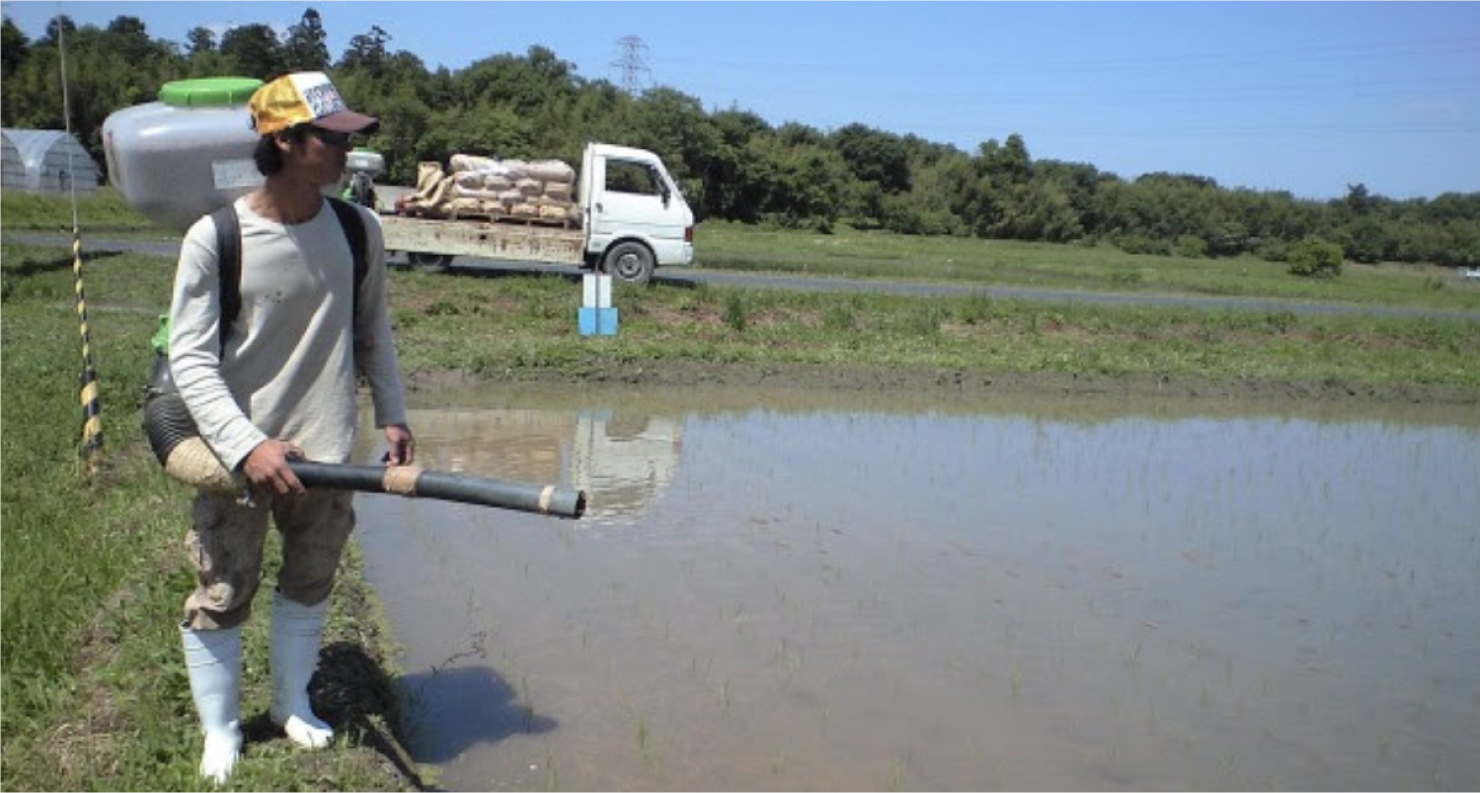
[611,35,651,96]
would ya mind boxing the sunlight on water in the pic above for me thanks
[354,385,1480,791]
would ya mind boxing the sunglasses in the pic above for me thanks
[309,128,354,146]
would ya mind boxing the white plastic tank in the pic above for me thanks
[346,149,385,177]
[102,77,264,232]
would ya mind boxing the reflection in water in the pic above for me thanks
[353,385,1480,791]
[368,404,682,522]
[570,410,682,521]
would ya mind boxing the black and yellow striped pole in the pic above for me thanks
[57,24,102,473]
[74,230,104,472]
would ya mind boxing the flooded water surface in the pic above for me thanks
[354,385,1480,791]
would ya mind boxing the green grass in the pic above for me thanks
[1,243,421,790]
[1,187,164,235]
[696,219,1480,314]
[377,267,1480,388]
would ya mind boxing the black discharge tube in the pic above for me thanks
[287,461,586,518]
[144,355,585,519]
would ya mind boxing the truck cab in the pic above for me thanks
[580,143,695,281]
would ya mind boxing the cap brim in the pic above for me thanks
[312,110,380,135]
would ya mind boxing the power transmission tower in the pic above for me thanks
[611,35,651,96]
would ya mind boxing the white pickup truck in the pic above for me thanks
[374,142,695,284]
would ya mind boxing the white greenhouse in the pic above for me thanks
[0,128,101,195]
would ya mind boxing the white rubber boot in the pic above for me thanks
[181,624,244,785]
[269,591,335,749]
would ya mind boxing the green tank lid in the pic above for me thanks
[158,77,264,107]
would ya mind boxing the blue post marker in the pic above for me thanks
[579,273,619,336]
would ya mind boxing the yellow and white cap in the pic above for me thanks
[248,72,379,136]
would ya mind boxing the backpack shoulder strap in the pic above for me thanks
[210,204,242,353]
[326,197,369,322]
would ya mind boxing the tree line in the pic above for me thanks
[4,9,1478,269]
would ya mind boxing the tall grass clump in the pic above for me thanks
[904,300,948,337]
[956,293,998,325]
[723,291,749,332]
[822,302,858,331]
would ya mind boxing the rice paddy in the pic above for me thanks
[354,383,1480,790]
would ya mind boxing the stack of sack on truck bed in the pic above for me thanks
[399,155,581,226]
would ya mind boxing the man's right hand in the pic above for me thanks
[241,439,307,496]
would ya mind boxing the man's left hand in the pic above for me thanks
[384,424,415,466]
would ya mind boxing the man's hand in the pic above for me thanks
[241,439,307,496]
[384,424,415,466]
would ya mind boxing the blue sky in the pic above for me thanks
[5,1,1478,201]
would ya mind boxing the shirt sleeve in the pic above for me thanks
[354,208,410,428]
[168,213,269,470]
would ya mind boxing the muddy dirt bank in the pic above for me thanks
[403,361,1480,407]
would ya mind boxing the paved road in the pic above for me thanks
[15,232,1479,322]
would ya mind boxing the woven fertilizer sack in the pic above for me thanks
[416,162,445,191]
[450,154,498,173]
[543,181,572,201]
[515,177,542,196]
[453,171,486,189]
[525,159,576,183]
[445,196,484,216]
[538,204,569,221]
[484,175,514,191]
[415,172,454,210]
[500,159,529,179]
[498,188,524,206]
[510,203,539,218]
[452,187,503,201]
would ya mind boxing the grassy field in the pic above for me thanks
[0,188,164,235]
[696,219,1480,313]
[382,268,1479,388]
[3,190,1478,791]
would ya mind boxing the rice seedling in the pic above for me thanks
[543,749,559,790]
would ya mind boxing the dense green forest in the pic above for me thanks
[4,9,1479,268]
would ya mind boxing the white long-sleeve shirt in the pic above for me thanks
[169,196,407,469]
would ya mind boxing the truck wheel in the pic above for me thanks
[603,242,654,285]
[408,252,452,273]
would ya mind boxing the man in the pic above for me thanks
[168,72,414,784]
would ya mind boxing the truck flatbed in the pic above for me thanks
[378,212,585,267]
